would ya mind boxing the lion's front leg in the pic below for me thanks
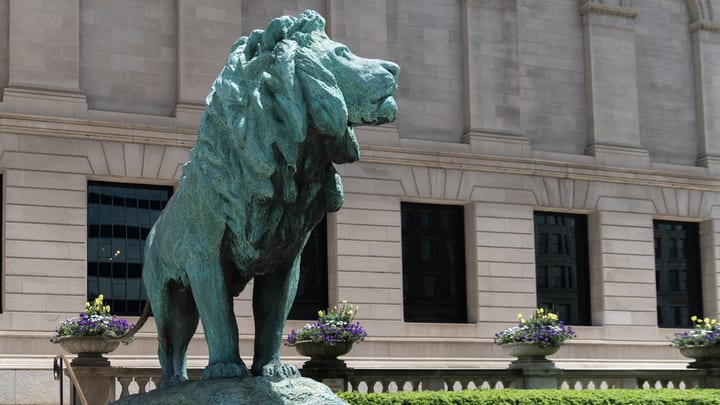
[251,256,302,378]
[188,262,251,380]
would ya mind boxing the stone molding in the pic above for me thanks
[687,0,715,23]
[462,129,530,157]
[690,20,720,32]
[584,142,650,169]
[580,2,638,19]
[0,112,196,147]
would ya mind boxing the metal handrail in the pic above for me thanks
[53,355,88,405]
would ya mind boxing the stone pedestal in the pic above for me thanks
[295,341,354,392]
[71,365,116,405]
[300,361,353,393]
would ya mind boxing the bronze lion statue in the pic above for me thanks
[137,10,398,387]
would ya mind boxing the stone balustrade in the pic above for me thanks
[54,357,720,403]
[97,366,720,401]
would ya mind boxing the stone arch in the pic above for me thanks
[686,0,714,22]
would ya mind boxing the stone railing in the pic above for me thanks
[55,362,720,403]
[342,368,720,392]
[105,367,720,400]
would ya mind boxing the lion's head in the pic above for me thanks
[198,10,398,179]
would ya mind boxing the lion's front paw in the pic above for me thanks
[255,362,301,378]
[203,362,251,380]
[159,374,188,389]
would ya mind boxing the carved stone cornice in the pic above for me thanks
[580,2,638,19]
[690,20,720,33]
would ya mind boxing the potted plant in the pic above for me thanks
[494,308,576,369]
[287,301,367,369]
[51,294,134,366]
[669,316,720,369]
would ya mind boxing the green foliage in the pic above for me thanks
[338,389,720,405]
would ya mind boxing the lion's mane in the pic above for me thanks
[182,11,356,261]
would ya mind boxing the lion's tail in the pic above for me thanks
[103,301,152,342]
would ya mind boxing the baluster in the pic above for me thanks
[136,377,151,394]
[117,377,132,398]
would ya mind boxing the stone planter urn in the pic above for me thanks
[500,342,560,369]
[679,345,720,369]
[54,335,120,366]
[292,341,353,369]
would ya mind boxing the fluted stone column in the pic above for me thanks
[581,1,649,167]
[691,20,720,173]
[5,0,87,117]
[175,0,243,127]
[461,0,528,157]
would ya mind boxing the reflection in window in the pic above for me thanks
[87,182,172,316]
[654,221,701,328]
[402,203,467,323]
[534,212,591,326]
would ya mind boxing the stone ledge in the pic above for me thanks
[580,2,638,19]
[690,20,720,33]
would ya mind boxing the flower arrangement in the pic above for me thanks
[669,316,720,348]
[287,301,368,346]
[51,294,134,342]
[494,308,576,348]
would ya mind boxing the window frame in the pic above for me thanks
[654,220,702,328]
[533,211,591,326]
[86,180,173,316]
[401,202,468,323]
[287,215,329,320]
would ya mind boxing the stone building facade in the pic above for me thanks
[1,0,720,403]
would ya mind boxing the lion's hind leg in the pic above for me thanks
[152,281,199,388]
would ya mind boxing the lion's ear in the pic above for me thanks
[294,48,348,137]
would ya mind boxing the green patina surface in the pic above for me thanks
[140,9,398,390]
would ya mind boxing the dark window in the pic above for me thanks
[401,203,467,323]
[534,212,591,325]
[288,216,328,320]
[87,182,172,316]
[654,221,701,328]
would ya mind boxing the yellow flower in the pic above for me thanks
[318,310,324,317]
[348,310,353,315]
[105,305,111,313]
[517,313,523,319]
[341,300,348,304]
[520,318,525,324]
[691,315,698,322]
[85,302,90,308]
[705,318,710,324]
[537,308,544,314]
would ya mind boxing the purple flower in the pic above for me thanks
[286,302,368,346]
